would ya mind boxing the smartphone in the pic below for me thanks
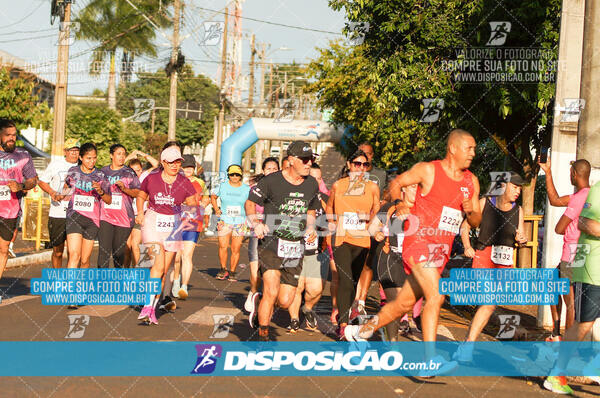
[539,147,549,163]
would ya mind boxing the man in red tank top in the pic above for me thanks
[345,129,482,376]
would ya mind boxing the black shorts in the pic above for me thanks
[48,217,67,247]
[366,237,379,269]
[259,247,303,287]
[574,282,600,323]
[66,212,99,241]
[0,217,17,241]
[377,249,407,289]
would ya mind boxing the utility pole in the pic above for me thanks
[244,33,256,172]
[215,5,229,172]
[51,2,72,160]
[167,0,181,141]
[258,43,266,109]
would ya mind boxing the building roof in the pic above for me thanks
[0,49,55,87]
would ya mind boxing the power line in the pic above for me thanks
[0,28,55,36]
[0,2,44,29]
[0,33,56,44]
[188,3,343,35]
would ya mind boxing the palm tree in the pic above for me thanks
[75,0,172,109]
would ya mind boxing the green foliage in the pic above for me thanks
[307,0,560,182]
[65,105,145,166]
[116,65,220,150]
[0,67,37,128]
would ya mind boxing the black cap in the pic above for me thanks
[286,141,314,158]
[508,171,525,186]
[182,154,196,169]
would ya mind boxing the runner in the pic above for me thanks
[287,163,330,333]
[344,129,481,376]
[326,150,380,338]
[244,157,280,316]
[245,141,319,341]
[136,146,197,325]
[0,119,38,297]
[539,156,590,339]
[369,184,418,341]
[97,144,141,268]
[61,143,111,308]
[171,154,209,299]
[353,142,388,320]
[454,172,527,361]
[38,138,80,268]
[544,180,600,394]
[211,164,250,281]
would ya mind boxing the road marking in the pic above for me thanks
[69,305,128,317]
[0,295,37,307]
[183,306,241,326]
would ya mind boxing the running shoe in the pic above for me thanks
[582,363,600,385]
[148,308,158,325]
[171,277,181,298]
[138,305,152,321]
[248,293,261,329]
[178,285,188,300]
[398,319,410,336]
[344,324,368,342]
[349,302,360,323]
[205,230,215,236]
[287,318,300,333]
[258,326,269,342]
[216,269,229,280]
[302,306,318,331]
[244,291,254,313]
[417,355,458,377]
[452,342,474,363]
[228,271,237,282]
[543,376,573,395]
[159,296,176,312]
[545,334,562,342]
[8,243,15,258]
[68,304,78,310]
[337,325,347,341]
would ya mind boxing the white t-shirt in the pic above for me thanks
[39,158,78,218]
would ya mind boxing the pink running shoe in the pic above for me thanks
[148,308,158,325]
[137,305,152,321]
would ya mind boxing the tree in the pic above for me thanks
[0,67,38,127]
[116,64,220,150]
[74,0,172,109]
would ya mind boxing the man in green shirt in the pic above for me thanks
[545,181,600,394]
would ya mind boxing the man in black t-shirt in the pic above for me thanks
[245,141,319,341]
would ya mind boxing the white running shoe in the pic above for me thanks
[178,285,188,300]
[171,277,181,299]
[582,363,600,385]
[418,355,458,377]
[244,291,254,313]
[205,230,215,236]
[344,324,369,342]
[452,342,474,363]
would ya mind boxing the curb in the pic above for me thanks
[6,250,54,270]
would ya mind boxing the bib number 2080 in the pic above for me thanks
[73,195,95,212]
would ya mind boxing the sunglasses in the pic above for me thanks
[228,173,242,177]
[163,159,182,166]
[351,161,371,168]
[298,156,316,164]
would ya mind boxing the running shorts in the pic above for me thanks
[377,250,407,289]
[182,230,200,243]
[0,217,18,242]
[48,217,67,247]
[258,247,303,287]
[66,212,99,241]
[141,209,183,253]
[472,246,513,269]
[402,241,449,275]
[574,282,600,323]
[300,252,329,280]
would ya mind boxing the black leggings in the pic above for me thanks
[97,221,132,268]
[334,242,369,325]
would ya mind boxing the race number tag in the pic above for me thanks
[104,194,122,210]
[392,233,405,253]
[305,235,318,251]
[226,205,241,218]
[277,239,303,259]
[156,214,175,232]
[438,206,462,234]
[73,195,95,212]
[491,245,514,266]
[343,212,366,230]
[0,185,11,201]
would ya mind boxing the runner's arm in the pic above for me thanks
[555,214,571,235]
[387,162,429,201]
[326,182,337,230]
[516,206,527,244]
[464,174,482,228]
[538,156,570,207]
[244,200,260,228]
[579,216,600,238]
[10,176,38,192]
[211,195,221,215]
[460,219,474,257]
[136,191,148,215]
[38,180,59,200]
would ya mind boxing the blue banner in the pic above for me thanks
[0,342,598,376]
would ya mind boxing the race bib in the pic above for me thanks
[73,195,95,212]
[156,214,175,232]
[394,233,405,253]
[104,194,123,210]
[491,245,514,266]
[305,236,318,251]
[0,185,11,201]
[226,205,241,218]
[343,212,366,231]
[438,206,462,234]
[277,239,303,259]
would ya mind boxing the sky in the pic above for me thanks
[0,0,346,97]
